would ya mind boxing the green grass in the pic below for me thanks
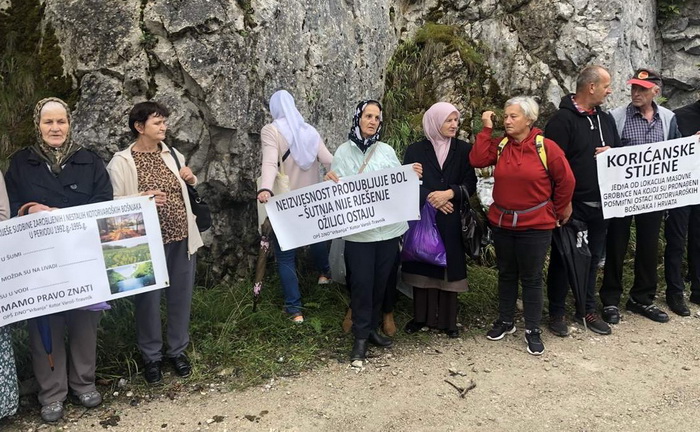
[11,219,662,389]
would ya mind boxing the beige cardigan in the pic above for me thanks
[106,142,203,256]
[258,123,333,192]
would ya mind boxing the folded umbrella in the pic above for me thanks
[253,218,274,312]
[552,219,591,329]
[35,315,54,371]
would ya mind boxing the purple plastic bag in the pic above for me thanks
[401,203,447,267]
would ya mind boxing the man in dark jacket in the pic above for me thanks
[545,65,620,336]
[601,69,682,324]
[664,97,700,315]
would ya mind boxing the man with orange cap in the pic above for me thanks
[601,69,682,324]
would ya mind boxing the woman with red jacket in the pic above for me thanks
[469,96,575,356]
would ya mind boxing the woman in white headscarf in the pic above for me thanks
[256,90,333,323]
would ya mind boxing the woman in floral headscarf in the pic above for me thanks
[326,100,422,362]
[402,102,477,338]
[256,90,334,323]
[4,97,113,422]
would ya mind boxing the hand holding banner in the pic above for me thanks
[266,165,420,250]
[0,196,168,327]
[597,135,700,219]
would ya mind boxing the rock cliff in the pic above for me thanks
[40,0,699,277]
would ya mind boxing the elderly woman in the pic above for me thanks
[402,102,477,338]
[5,97,113,421]
[107,101,202,384]
[327,100,421,361]
[257,90,333,323]
[469,96,575,356]
[0,174,18,421]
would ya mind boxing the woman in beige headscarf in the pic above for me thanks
[402,102,477,338]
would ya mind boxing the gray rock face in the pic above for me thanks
[395,0,659,114]
[42,0,699,276]
[661,0,700,108]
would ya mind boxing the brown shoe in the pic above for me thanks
[342,308,352,333]
[382,312,397,336]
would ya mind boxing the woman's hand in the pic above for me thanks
[437,202,454,214]
[557,202,573,226]
[143,190,166,206]
[179,167,196,185]
[481,111,495,129]
[28,204,53,214]
[257,190,271,203]
[412,163,423,179]
[324,170,340,183]
[427,190,454,211]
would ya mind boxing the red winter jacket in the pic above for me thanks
[469,127,575,230]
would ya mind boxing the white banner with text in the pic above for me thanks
[266,165,420,251]
[0,196,168,326]
[597,135,700,219]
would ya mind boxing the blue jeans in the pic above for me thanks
[273,240,331,314]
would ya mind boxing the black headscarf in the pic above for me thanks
[348,99,383,153]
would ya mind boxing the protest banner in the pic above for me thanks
[266,164,420,251]
[597,135,700,219]
[0,196,168,327]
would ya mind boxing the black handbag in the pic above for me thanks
[459,185,482,259]
[171,150,212,232]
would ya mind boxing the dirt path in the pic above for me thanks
[6,310,700,432]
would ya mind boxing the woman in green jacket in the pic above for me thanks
[327,100,421,362]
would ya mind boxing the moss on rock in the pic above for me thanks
[382,23,506,159]
[0,0,76,161]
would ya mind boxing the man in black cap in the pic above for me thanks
[601,68,682,324]
[664,95,700,315]
[545,65,620,336]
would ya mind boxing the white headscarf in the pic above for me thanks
[269,90,321,171]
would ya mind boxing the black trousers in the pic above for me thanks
[345,246,400,314]
[665,205,700,297]
[492,227,552,330]
[547,202,607,316]
[383,249,401,314]
[600,211,663,306]
[345,238,400,339]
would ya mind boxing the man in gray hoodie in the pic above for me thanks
[600,69,681,324]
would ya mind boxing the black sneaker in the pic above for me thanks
[602,306,620,324]
[625,298,670,323]
[169,354,192,378]
[525,328,545,356]
[577,313,612,335]
[548,316,569,337]
[144,360,163,384]
[486,321,516,341]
